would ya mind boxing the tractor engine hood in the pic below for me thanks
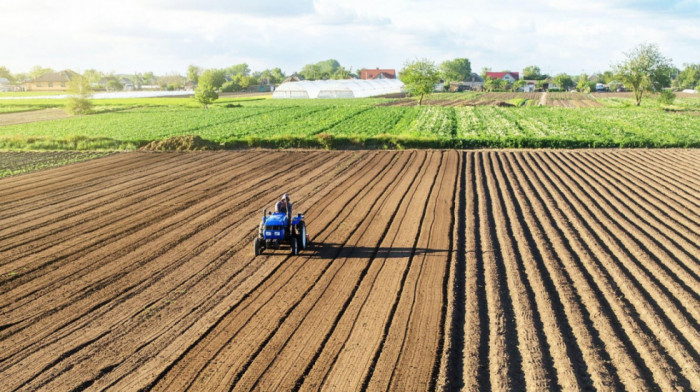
[264,213,288,227]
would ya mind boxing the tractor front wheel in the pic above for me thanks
[254,237,263,256]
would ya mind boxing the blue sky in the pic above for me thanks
[2,0,698,76]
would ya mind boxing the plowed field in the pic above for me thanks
[1,150,698,391]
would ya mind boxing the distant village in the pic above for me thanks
[2,58,698,96]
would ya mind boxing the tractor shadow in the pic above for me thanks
[307,242,449,260]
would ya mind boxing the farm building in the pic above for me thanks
[22,70,79,91]
[273,79,404,99]
[360,68,396,80]
[485,71,520,82]
[0,78,11,92]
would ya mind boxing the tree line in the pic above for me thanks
[400,43,697,106]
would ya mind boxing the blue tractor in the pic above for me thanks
[254,208,308,256]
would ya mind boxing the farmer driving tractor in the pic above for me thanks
[275,193,292,230]
[275,193,291,214]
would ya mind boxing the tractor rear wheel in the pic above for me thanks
[291,237,299,255]
[298,222,307,250]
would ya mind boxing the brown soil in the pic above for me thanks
[0,108,71,126]
[1,150,698,391]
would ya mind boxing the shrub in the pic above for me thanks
[659,90,676,105]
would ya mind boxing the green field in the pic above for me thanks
[0,93,698,149]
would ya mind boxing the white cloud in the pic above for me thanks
[1,0,698,76]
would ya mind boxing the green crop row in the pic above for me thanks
[0,97,697,150]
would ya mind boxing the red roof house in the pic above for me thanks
[360,68,396,80]
[485,71,520,82]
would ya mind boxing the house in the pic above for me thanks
[22,70,79,91]
[462,73,484,90]
[282,73,305,83]
[360,68,396,80]
[522,80,537,92]
[448,73,484,91]
[0,78,11,92]
[485,71,520,83]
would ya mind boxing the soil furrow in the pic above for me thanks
[599,151,700,211]
[577,151,700,261]
[146,152,406,391]
[0,152,345,384]
[586,151,700,231]
[528,152,695,391]
[511,152,644,390]
[560,152,700,299]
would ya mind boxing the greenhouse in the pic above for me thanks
[272,79,404,99]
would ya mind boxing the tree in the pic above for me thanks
[675,63,699,90]
[187,65,202,84]
[0,66,13,83]
[194,70,219,108]
[65,75,92,115]
[600,70,615,84]
[299,59,341,80]
[82,69,103,85]
[330,66,351,80]
[480,67,491,78]
[143,72,156,85]
[613,43,673,106]
[512,79,526,91]
[399,59,440,106]
[440,58,471,84]
[29,66,53,80]
[225,63,251,77]
[553,73,575,90]
[576,73,591,93]
[259,68,285,85]
[106,78,123,91]
[522,65,542,80]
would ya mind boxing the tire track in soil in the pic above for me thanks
[526,152,693,391]
[147,151,405,391]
